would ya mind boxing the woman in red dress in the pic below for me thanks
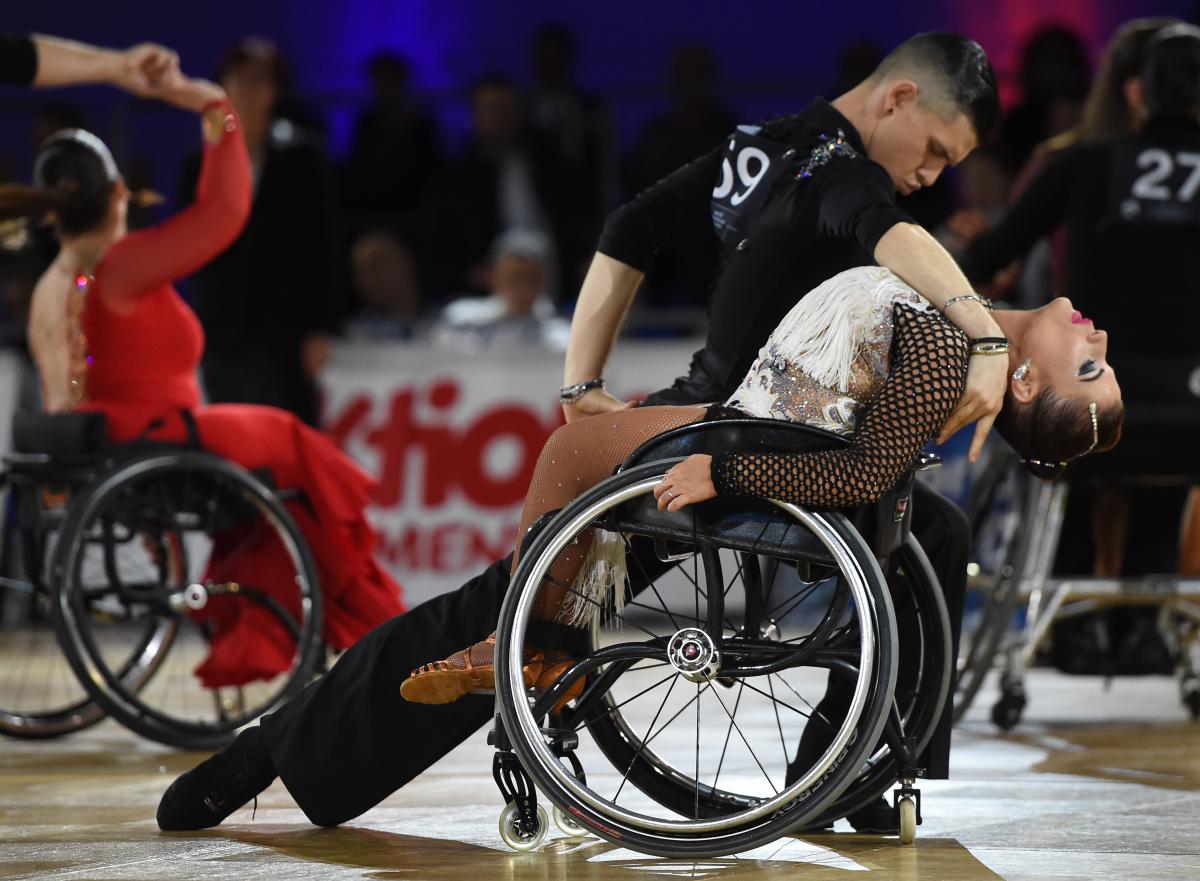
[8,71,405,686]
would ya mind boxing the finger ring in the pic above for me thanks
[666,489,676,499]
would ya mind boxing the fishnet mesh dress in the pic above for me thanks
[405,297,968,688]
[712,305,968,506]
[512,303,968,619]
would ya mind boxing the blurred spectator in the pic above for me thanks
[526,23,615,246]
[433,230,568,352]
[997,25,1091,172]
[342,51,440,231]
[624,44,736,308]
[183,37,339,426]
[30,101,86,152]
[343,230,428,341]
[427,75,571,298]
[626,44,737,194]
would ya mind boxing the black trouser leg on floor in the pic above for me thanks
[260,553,515,827]
[789,483,969,784]
[260,537,677,827]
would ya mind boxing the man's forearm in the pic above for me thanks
[874,222,1002,339]
[31,35,121,87]
[563,252,644,384]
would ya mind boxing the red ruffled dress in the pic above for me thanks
[68,102,405,686]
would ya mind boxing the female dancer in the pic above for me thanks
[402,265,1123,703]
[2,70,404,686]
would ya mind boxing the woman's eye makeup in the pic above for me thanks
[1077,359,1105,381]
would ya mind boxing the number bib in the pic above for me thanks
[710,126,793,246]
[1108,143,1200,227]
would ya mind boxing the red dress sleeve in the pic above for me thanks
[96,100,252,306]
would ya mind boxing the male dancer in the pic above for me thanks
[159,31,1000,835]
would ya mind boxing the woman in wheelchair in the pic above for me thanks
[401,266,1124,707]
[1,70,404,687]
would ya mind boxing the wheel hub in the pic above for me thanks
[667,628,720,682]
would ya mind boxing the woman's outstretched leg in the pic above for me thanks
[400,406,706,704]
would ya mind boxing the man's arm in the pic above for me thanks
[28,34,177,94]
[874,222,1007,461]
[563,146,722,420]
[561,253,645,419]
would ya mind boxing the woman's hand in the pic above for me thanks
[563,387,634,423]
[653,454,716,513]
[142,67,227,114]
[937,353,1008,462]
[112,43,179,97]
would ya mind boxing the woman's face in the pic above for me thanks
[1018,296,1122,411]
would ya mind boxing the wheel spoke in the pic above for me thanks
[706,677,777,794]
[614,674,679,802]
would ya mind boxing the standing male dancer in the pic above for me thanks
[159,31,1002,835]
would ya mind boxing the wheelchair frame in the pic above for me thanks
[0,437,325,748]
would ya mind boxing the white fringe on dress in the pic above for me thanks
[563,528,628,628]
[761,266,927,394]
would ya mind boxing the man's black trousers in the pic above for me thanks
[260,481,968,826]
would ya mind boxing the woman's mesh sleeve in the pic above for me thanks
[712,305,969,507]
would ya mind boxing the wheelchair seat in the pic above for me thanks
[614,416,935,561]
[621,416,849,470]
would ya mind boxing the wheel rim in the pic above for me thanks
[500,475,888,837]
[52,453,321,744]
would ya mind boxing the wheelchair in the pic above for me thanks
[0,411,325,749]
[484,418,953,857]
[953,407,1200,729]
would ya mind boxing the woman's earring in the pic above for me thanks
[1012,358,1032,382]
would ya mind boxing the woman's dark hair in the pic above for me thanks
[1141,23,1200,121]
[994,387,1124,480]
[0,129,117,237]
[1079,18,1179,138]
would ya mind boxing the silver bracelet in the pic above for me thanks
[940,294,993,314]
[560,378,605,403]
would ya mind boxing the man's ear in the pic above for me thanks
[885,79,920,113]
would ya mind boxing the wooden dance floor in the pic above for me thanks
[1,669,1198,880]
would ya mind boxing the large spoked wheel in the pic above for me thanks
[495,462,897,858]
[0,493,108,739]
[51,452,323,749]
[809,537,951,825]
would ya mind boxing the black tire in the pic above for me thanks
[494,461,897,857]
[810,536,952,824]
[50,452,323,749]
[0,501,108,739]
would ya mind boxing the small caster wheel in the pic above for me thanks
[1183,686,1200,721]
[898,796,917,845]
[498,802,548,851]
[991,679,1026,731]
[553,804,588,837]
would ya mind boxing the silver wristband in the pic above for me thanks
[560,378,605,403]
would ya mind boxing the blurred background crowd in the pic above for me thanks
[0,1,1196,428]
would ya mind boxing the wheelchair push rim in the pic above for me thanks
[50,451,324,749]
[495,464,897,855]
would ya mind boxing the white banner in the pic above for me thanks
[319,339,703,606]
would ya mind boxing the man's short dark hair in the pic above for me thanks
[871,32,1000,141]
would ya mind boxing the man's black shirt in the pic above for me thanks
[960,117,1200,404]
[598,98,909,404]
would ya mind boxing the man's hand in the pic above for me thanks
[938,354,1008,462]
[653,454,716,513]
[112,43,179,97]
[563,387,633,423]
